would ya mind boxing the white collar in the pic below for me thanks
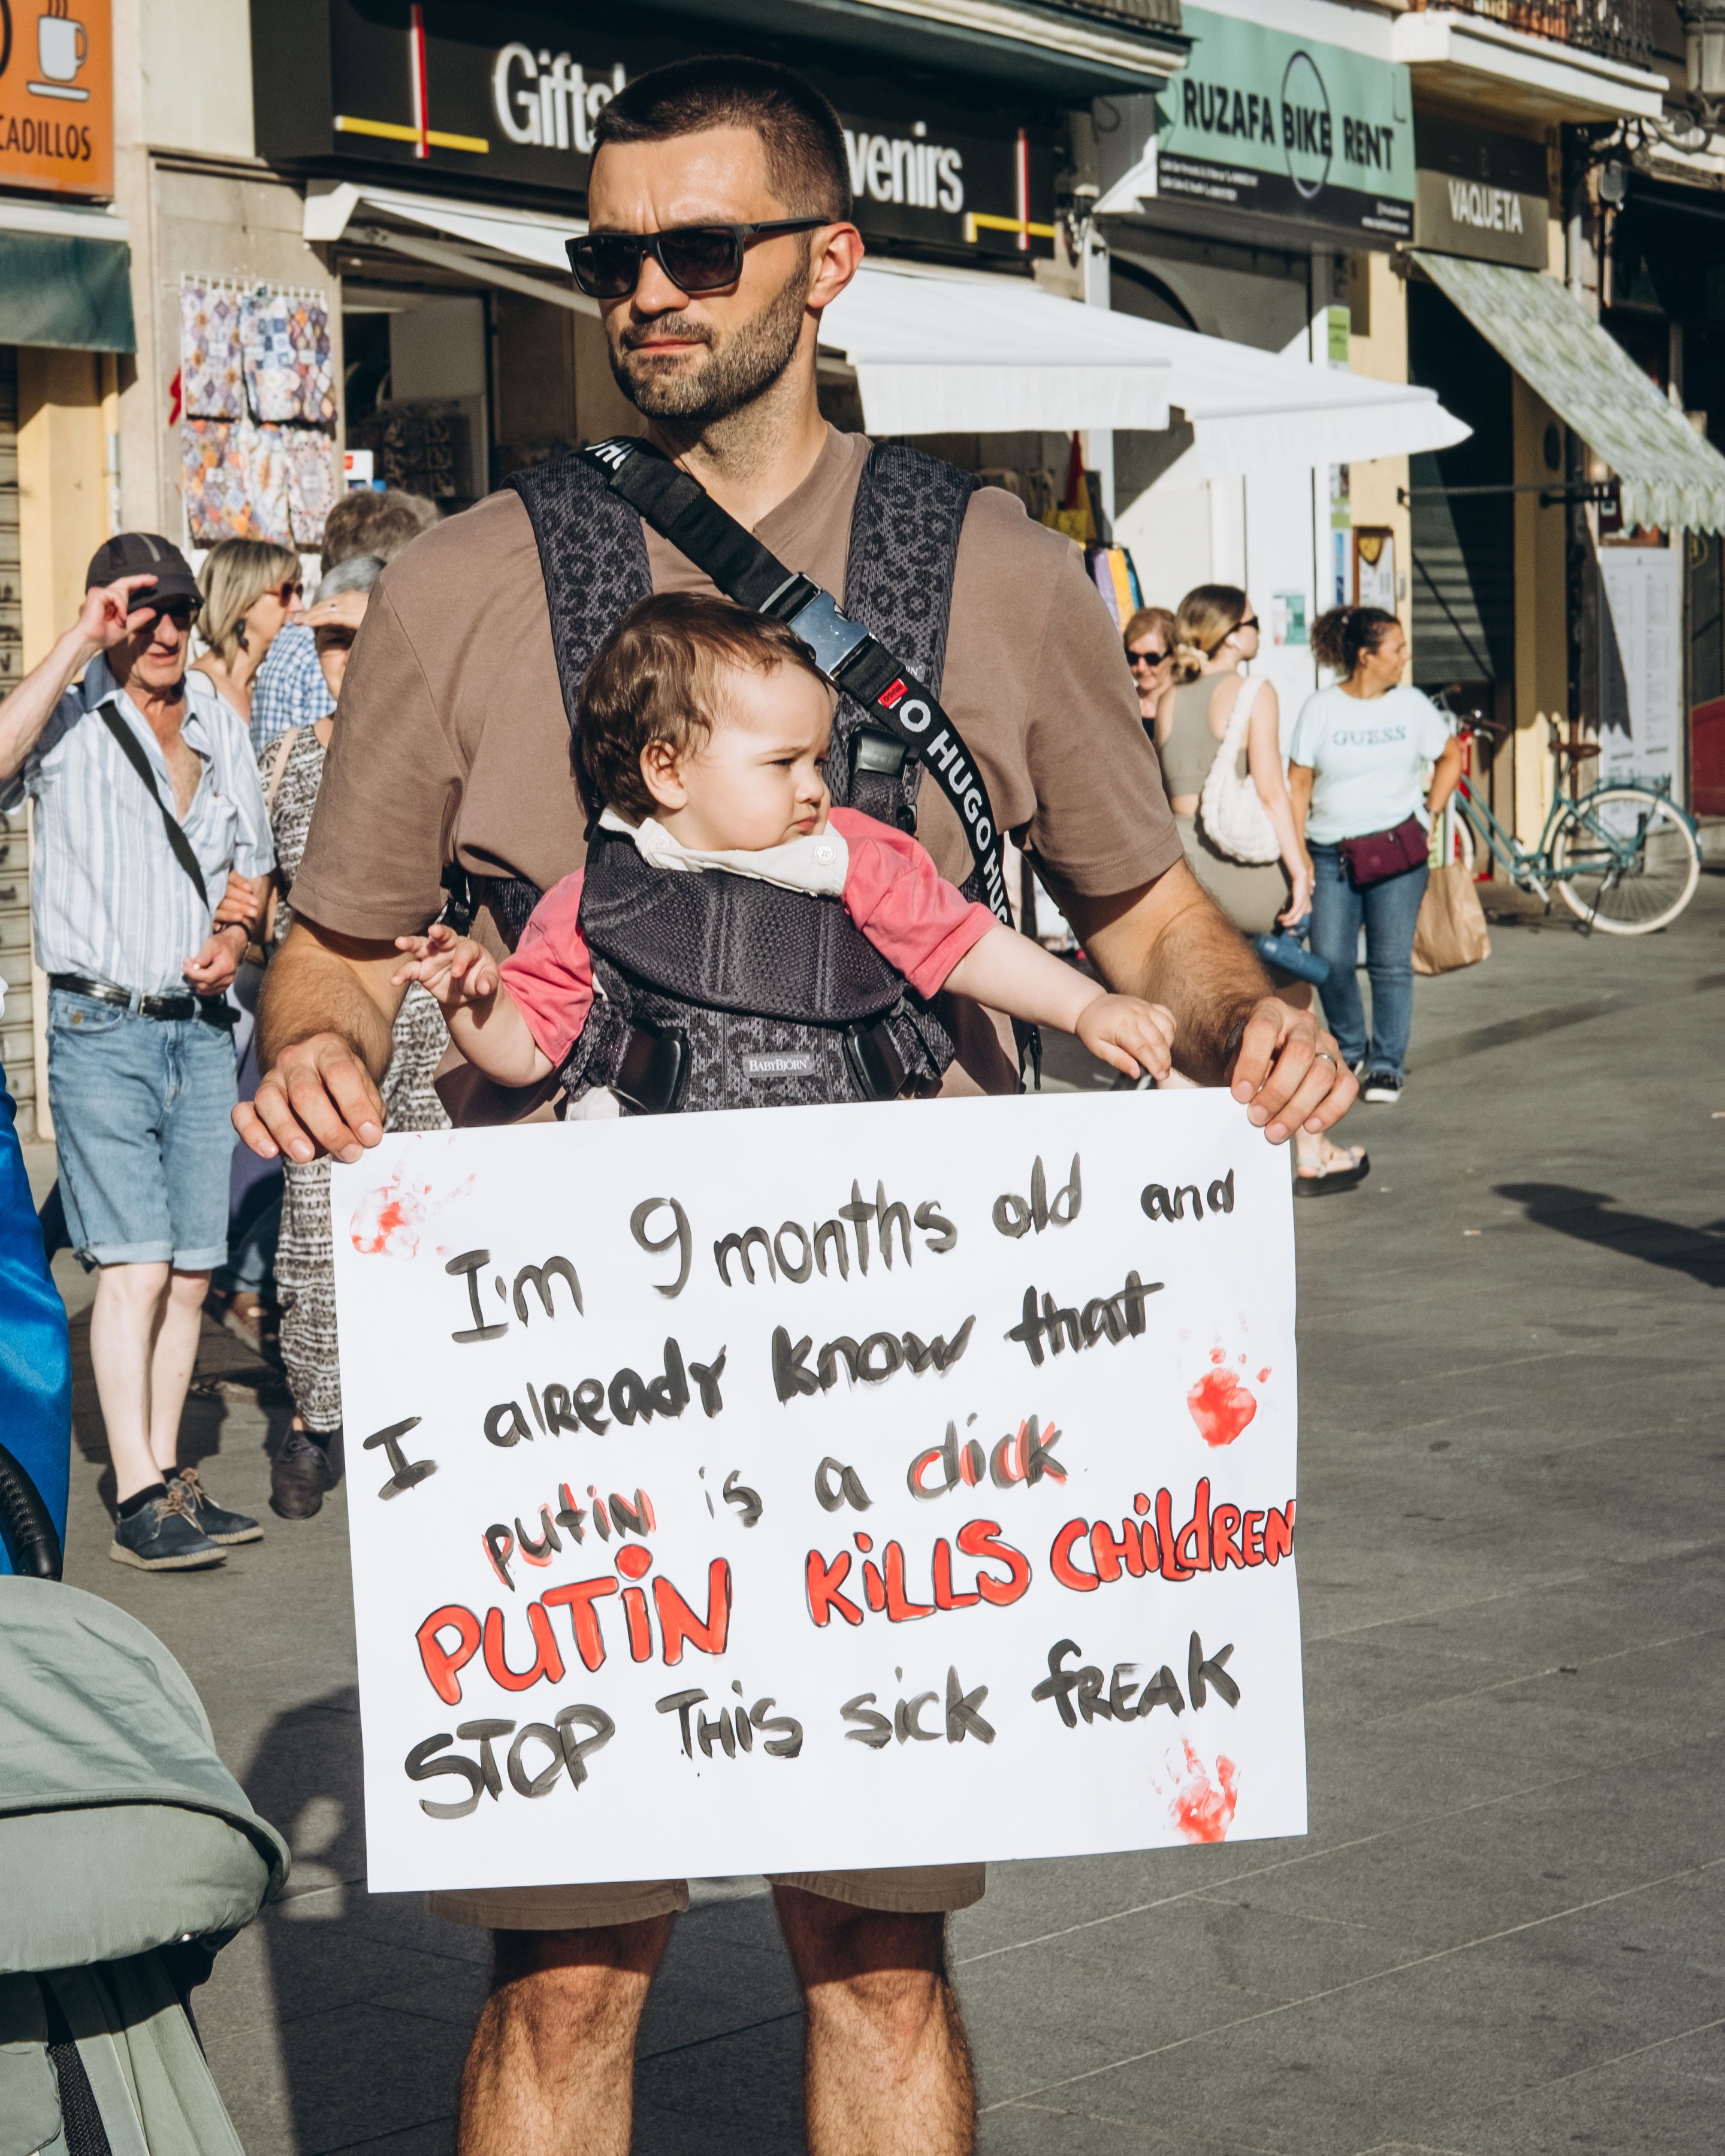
[599,805,848,897]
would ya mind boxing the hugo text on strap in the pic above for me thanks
[579,437,1013,929]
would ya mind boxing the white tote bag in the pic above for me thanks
[1198,675,1281,864]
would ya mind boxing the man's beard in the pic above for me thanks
[609,250,810,424]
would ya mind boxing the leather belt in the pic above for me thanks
[49,973,222,1023]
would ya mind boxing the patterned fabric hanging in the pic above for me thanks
[180,283,243,421]
[287,432,339,546]
[240,289,336,427]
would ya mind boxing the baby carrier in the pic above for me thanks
[564,820,956,1114]
[449,438,1029,1113]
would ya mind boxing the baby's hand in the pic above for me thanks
[1076,993,1176,1082]
[392,924,499,1011]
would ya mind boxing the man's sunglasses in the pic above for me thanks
[1126,646,1168,668]
[566,219,829,300]
[145,599,201,629]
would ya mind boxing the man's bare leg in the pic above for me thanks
[148,1266,211,1473]
[89,1260,171,1499]
[455,1918,673,2156]
[775,1887,974,2156]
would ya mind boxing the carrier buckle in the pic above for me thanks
[843,1019,910,1103]
[851,728,908,782]
[612,1024,690,1115]
[780,589,872,681]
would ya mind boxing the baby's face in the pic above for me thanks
[655,659,834,852]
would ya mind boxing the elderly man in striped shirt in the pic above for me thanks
[0,534,274,1573]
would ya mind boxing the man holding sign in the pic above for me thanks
[241,52,1350,2156]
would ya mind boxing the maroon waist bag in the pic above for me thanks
[1340,814,1428,888]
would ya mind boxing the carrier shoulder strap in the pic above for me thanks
[578,437,1011,928]
[96,703,209,906]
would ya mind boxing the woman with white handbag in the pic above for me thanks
[1153,584,1367,1196]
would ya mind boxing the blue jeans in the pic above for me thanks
[47,990,237,1269]
[1309,845,1428,1081]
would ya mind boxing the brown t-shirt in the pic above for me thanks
[293,426,1181,1094]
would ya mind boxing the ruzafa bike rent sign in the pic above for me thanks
[331,1090,1307,1892]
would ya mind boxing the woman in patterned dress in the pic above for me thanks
[258,555,450,1519]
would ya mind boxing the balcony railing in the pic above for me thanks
[1045,0,1184,32]
[1406,0,1654,69]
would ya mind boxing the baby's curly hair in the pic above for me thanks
[575,592,830,825]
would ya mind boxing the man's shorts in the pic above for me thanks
[47,989,237,1269]
[429,1865,986,1931]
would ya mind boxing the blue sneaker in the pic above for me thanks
[170,1466,263,1546]
[110,1483,225,1571]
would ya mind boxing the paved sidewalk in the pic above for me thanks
[45,872,1725,2156]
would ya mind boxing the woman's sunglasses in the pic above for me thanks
[566,219,830,300]
[1126,646,1168,669]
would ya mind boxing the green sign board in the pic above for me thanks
[1158,9,1414,242]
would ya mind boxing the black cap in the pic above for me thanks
[84,532,201,606]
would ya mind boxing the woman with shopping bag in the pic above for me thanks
[1153,584,1368,1196]
[1288,607,1466,1106]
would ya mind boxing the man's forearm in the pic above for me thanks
[257,920,402,1078]
[0,626,93,783]
[1063,860,1270,1085]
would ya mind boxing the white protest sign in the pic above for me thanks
[331,1090,1306,1894]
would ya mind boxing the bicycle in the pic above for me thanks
[1436,710,1700,937]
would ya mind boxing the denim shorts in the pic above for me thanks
[47,988,238,1269]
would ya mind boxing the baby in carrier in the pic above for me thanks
[392,592,1176,1105]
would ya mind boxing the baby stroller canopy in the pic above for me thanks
[0,1577,289,2154]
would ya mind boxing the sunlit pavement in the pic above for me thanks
[40,867,1725,2155]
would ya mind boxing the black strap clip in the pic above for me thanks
[439,864,475,936]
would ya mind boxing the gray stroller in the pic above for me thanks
[0,1512,288,2154]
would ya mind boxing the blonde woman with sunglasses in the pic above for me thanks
[191,539,303,728]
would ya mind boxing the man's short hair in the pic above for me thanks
[592,58,851,223]
[577,592,830,825]
[320,489,439,576]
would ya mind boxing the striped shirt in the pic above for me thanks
[249,622,334,753]
[1,657,274,995]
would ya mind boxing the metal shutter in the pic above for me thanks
[0,348,37,1136]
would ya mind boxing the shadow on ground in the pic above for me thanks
[1496,1181,1725,1287]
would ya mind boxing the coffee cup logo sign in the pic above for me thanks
[0,0,112,194]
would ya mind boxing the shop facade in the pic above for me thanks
[1085,0,1421,728]
[232,0,1186,541]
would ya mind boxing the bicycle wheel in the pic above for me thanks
[1551,789,1700,935]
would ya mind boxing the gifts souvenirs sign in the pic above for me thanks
[331,1089,1306,1894]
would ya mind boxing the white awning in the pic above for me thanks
[307,185,1467,465]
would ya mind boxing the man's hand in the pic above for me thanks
[237,919,404,1163]
[1229,997,1358,1143]
[80,574,165,651]
[183,922,247,995]
[237,1030,386,1165]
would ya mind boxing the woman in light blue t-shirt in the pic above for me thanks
[1288,609,1463,1105]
